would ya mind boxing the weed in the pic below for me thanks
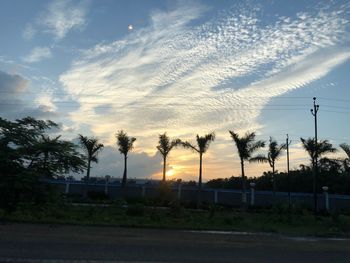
[126,204,145,216]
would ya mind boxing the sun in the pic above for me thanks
[166,169,175,177]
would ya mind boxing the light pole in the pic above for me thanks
[310,97,319,214]
[286,134,291,210]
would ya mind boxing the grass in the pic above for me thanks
[1,202,349,237]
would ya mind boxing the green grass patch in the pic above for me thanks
[1,203,349,237]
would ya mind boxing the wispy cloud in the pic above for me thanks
[59,2,350,178]
[22,24,37,40]
[24,0,89,41]
[40,0,89,40]
[23,47,52,63]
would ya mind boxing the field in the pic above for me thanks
[1,202,350,237]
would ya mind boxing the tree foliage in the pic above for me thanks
[0,116,86,211]
[157,133,181,181]
[78,134,104,181]
[249,137,286,193]
[300,137,337,165]
[229,130,265,204]
[340,143,350,173]
[116,130,136,187]
[181,132,215,206]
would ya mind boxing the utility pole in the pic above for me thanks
[286,134,291,211]
[310,97,319,214]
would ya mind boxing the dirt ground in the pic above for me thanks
[0,223,349,262]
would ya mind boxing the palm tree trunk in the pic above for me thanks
[162,156,166,182]
[197,153,203,208]
[241,159,246,204]
[199,153,203,189]
[122,155,127,187]
[86,159,91,180]
[84,159,91,198]
[272,164,276,196]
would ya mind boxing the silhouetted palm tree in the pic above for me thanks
[300,138,336,166]
[78,135,104,182]
[182,132,215,205]
[301,137,336,211]
[339,143,350,173]
[157,133,181,182]
[229,131,265,204]
[250,137,286,195]
[116,130,136,187]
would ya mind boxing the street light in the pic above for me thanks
[310,97,319,214]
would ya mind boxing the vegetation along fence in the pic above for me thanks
[49,180,350,210]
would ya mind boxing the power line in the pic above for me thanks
[1,90,346,101]
[318,97,350,103]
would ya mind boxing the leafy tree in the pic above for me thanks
[301,137,336,211]
[300,138,337,165]
[181,132,215,205]
[156,133,181,182]
[116,130,136,187]
[340,143,350,173]
[28,135,85,177]
[250,137,286,195]
[0,117,85,211]
[78,135,104,182]
[229,131,265,204]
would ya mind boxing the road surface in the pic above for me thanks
[0,223,349,262]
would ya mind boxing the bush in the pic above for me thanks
[155,182,176,206]
[126,204,145,216]
[169,201,184,218]
[149,207,162,221]
[87,191,109,201]
[208,205,224,219]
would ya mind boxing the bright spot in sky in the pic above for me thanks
[166,169,175,177]
[128,24,133,31]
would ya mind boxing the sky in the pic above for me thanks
[0,0,350,182]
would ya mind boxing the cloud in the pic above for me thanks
[87,146,161,179]
[22,24,37,40]
[0,70,28,93]
[0,70,58,120]
[39,0,89,40]
[23,47,52,63]
[23,0,89,41]
[59,2,350,179]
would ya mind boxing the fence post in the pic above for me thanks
[142,185,146,198]
[177,183,182,200]
[214,190,218,204]
[250,182,256,206]
[65,181,70,194]
[104,175,110,196]
[322,186,329,211]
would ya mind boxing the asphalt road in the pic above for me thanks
[0,223,349,262]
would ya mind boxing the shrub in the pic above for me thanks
[156,181,176,205]
[126,204,145,216]
[87,191,109,201]
[169,201,184,218]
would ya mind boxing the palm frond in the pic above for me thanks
[78,134,104,164]
[249,155,268,163]
[157,133,181,157]
[340,143,350,159]
[181,141,199,153]
[116,130,136,156]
